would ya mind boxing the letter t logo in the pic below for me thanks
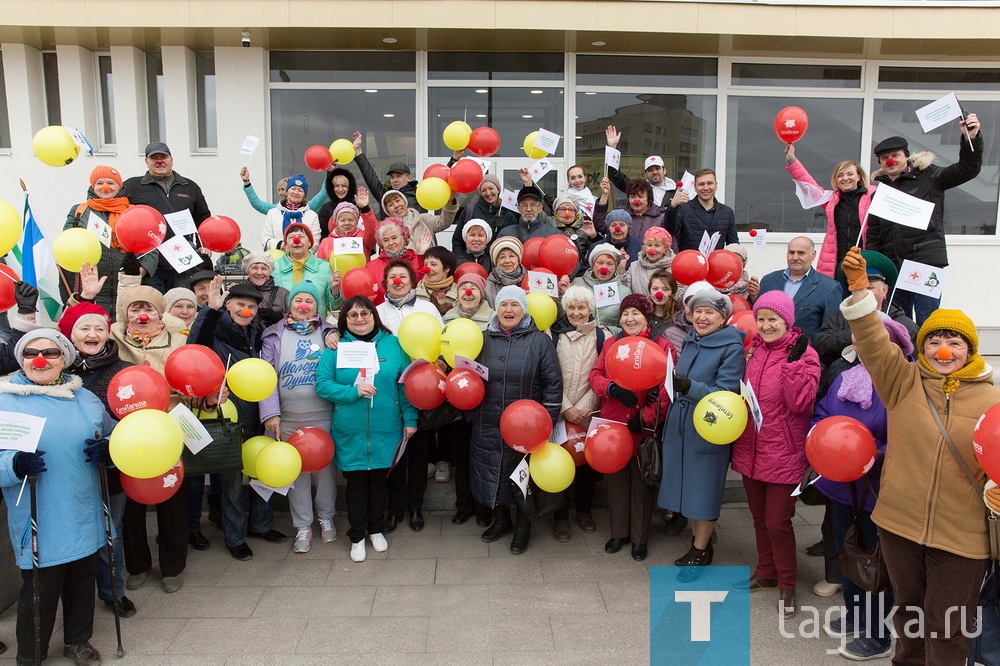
[674,591,728,642]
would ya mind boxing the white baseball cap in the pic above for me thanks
[644,156,664,170]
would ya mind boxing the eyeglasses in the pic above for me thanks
[346,311,373,321]
[518,201,542,210]
[23,348,62,360]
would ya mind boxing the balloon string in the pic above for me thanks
[217,353,232,410]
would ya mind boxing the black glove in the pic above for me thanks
[673,374,692,395]
[608,383,638,408]
[121,252,141,276]
[14,281,38,315]
[257,308,284,328]
[787,333,809,363]
[84,437,111,466]
[627,413,644,434]
[13,451,46,479]
[645,384,661,406]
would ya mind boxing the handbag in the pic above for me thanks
[510,477,567,522]
[969,561,1000,666]
[839,478,891,594]
[637,396,662,486]
[181,408,244,475]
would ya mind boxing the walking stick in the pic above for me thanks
[28,474,40,666]
[98,465,125,658]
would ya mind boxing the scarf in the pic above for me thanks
[385,289,417,309]
[383,248,407,259]
[351,328,379,342]
[282,210,303,233]
[128,322,165,348]
[493,265,526,284]
[918,352,987,395]
[456,302,480,318]
[290,256,308,284]
[71,340,117,372]
[837,364,874,410]
[422,274,454,291]
[285,313,322,335]
[85,197,131,250]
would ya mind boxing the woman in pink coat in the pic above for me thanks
[784,144,877,277]
[731,290,820,619]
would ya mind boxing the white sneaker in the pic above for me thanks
[813,580,842,597]
[319,519,337,543]
[427,463,436,478]
[350,540,367,562]
[369,532,388,552]
[435,461,451,483]
[293,527,312,554]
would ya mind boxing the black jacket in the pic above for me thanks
[451,199,519,255]
[354,153,423,216]
[316,168,358,241]
[812,302,918,368]
[665,200,738,252]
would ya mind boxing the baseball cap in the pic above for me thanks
[644,156,664,170]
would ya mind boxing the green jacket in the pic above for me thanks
[273,253,341,316]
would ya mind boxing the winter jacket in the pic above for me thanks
[457,252,493,274]
[242,181,328,216]
[867,136,983,269]
[551,317,602,417]
[452,198,519,255]
[376,296,443,335]
[246,277,290,328]
[469,314,563,507]
[443,301,493,331]
[261,205,321,252]
[366,250,425,299]
[593,202,667,240]
[496,212,560,243]
[258,318,337,424]
[785,159,876,277]
[273,254,340,317]
[110,319,187,382]
[415,280,458,316]
[316,167,359,239]
[843,291,1000,560]
[624,252,674,297]
[665,200,738,252]
[570,271,633,334]
[0,373,112,569]
[731,329,820,485]
[812,303,917,368]
[355,153,423,215]
[607,167,672,207]
[316,209,378,261]
[315,329,417,471]
[758,269,843,340]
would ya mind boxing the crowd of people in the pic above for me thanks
[0,110,991,665]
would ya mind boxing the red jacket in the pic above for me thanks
[315,210,378,261]
[365,250,425,305]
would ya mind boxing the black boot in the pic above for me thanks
[510,513,532,555]
[481,505,512,543]
[674,537,714,567]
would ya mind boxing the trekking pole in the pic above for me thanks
[98,465,125,657]
[28,474,40,666]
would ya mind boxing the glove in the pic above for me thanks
[14,281,38,315]
[645,384,661,406]
[257,308,284,328]
[608,383,638,408]
[840,246,868,292]
[13,451,46,479]
[673,374,692,395]
[121,252,142,276]
[627,413,644,434]
[84,437,111,466]
[787,333,808,362]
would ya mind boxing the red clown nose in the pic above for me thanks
[612,225,622,233]
[561,211,573,220]
[632,199,641,207]
[936,346,953,360]
[99,185,112,194]
[654,291,665,300]
[647,248,656,256]
[420,266,431,274]
[155,159,164,166]
[885,158,896,167]
[749,229,758,237]
[240,308,253,318]
[464,288,473,297]
[292,237,302,245]
[392,277,403,286]
[599,267,610,276]
[31,355,48,369]
[138,314,150,323]
[297,303,310,312]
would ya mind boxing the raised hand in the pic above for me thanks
[355,187,369,209]
[207,275,228,311]
[240,167,250,183]
[605,125,621,149]
[80,262,109,298]
[352,131,363,155]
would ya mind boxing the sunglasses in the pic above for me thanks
[23,348,62,360]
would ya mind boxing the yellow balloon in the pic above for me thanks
[525,291,557,331]
[330,252,367,274]
[397,311,443,362]
[529,442,576,493]
[522,131,549,160]
[693,391,749,445]
[110,410,184,479]
[193,401,238,422]
[226,358,278,402]
[53,228,102,272]
[443,121,473,151]
[0,199,22,256]
[329,139,355,166]
[32,125,80,167]
[440,317,484,367]
[416,177,452,211]
[266,249,285,262]
[255,441,302,487]
[242,435,274,478]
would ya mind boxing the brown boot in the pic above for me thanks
[552,520,571,542]
[779,588,796,618]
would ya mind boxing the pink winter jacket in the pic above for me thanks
[785,159,877,277]
[731,327,820,485]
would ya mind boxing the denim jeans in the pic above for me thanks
[830,500,894,642]
[891,290,940,328]
[186,473,222,533]
[96,491,126,602]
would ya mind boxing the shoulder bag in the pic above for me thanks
[181,407,244,476]
[637,393,662,486]
[839,477,891,594]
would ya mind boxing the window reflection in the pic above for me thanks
[269,52,416,83]
[0,51,9,149]
[428,52,563,80]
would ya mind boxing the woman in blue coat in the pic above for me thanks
[315,296,417,564]
[659,286,746,576]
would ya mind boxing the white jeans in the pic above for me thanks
[288,465,337,528]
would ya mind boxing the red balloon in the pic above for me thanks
[605,336,668,392]
[974,404,1000,483]
[342,267,381,302]
[468,127,501,158]
[423,164,451,181]
[0,265,20,311]
[729,294,751,315]
[522,237,545,270]
[121,458,184,505]
[500,400,552,454]
[287,427,335,473]
[806,416,877,482]
[521,266,555,292]
[304,145,333,171]
[116,205,167,254]
[403,363,447,410]
[584,422,633,474]
[107,366,171,418]
[706,250,743,290]
[729,310,758,348]
[444,369,485,410]
[774,106,809,144]
[198,215,241,253]
[454,262,489,284]
[164,344,226,397]
[561,422,588,467]
[538,234,579,278]
[447,159,484,195]
[672,250,709,286]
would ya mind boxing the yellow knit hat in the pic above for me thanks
[917,309,978,355]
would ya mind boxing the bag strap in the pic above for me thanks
[925,391,983,493]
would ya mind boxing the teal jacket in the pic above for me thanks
[273,253,342,317]
[315,330,417,471]
[243,182,328,215]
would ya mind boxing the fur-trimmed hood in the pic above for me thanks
[871,150,935,180]
[0,372,84,398]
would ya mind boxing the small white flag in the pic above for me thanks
[64,127,94,155]
[454,356,489,381]
[164,210,198,237]
[915,93,964,133]
[501,188,519,213]
[664,352,675,403]
[527,270,558,297]
[240,135,261,156]
[551,419,569,445]
[510,456,530,499]
[586,417,627,439]
[84,211,113,248]
[157,235,201,274]
[334,237,364,256]
[868,186,934,231]
[471,159,491,174]
[752,229,767,252]
[169,403,215,455]
[680,171,696,198]
[594,281,622,308]
[529,158,554,181]
[604,146,621,171]
[740,380,763,433]
[533,128,560,154]
[897,260,946,299]
[698,231,713,258]
[793,179,834,209]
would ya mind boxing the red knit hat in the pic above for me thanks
[283,221,314,247]
[89,165,123,189]
[58,302,112,339]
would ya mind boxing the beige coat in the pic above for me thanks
[555,321,602,417]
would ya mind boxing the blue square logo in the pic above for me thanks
[650,566,751,664]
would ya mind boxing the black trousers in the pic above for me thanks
[343,469,388,543]
[17,552,97,662]
[554,463,600,521]
[123,477,188,577]
[387,430,430,516]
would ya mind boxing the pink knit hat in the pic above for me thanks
[753,291,795,328]
[644,227,672,246]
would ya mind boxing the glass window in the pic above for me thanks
[725,96,863,233]
[195,52,217,149]
[146,52,164,143]
[98,55,115,145]
[428,52,563,81]
[270,89,416,196]
[42,52,60,126]
[0,51,10,149]
[731,63,861,89]
[427,87,564,157]
[575,92,717,197]
[269,51,416,83]
[879,66,1000,91]
[873,99,997,235]
[577,55,717,88]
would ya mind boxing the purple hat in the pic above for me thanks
[620,293,654,321]
[753,291,795,328]
[882,314,914,357]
